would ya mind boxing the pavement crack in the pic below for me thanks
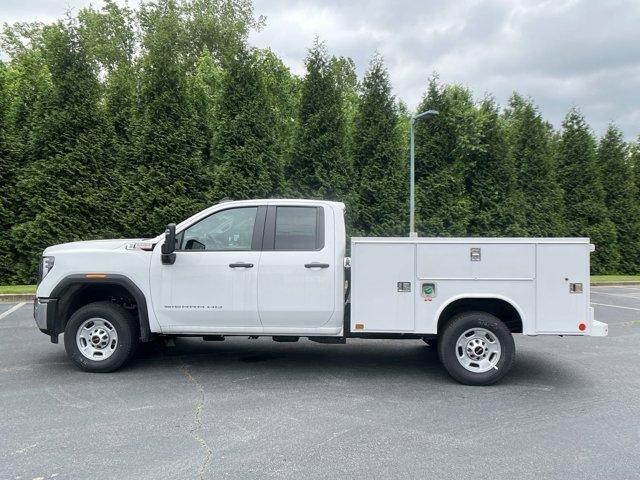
[179,359,212,480]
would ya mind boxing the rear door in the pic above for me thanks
[257,205,335,328]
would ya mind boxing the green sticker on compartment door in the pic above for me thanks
[422,283,436,298]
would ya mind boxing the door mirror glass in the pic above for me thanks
[161,223,177,255]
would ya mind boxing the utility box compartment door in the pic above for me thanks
[351,242,415,332]
[416,243,535,280]
[536,243,590,333]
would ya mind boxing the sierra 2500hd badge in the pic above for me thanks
[164,305,223,310]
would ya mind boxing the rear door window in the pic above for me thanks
[274,207,323,251]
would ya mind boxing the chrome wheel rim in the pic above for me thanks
[76,318,118,361]
[455,328,501,373]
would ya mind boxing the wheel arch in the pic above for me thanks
[436,294,524,334]
[49,274,151,342]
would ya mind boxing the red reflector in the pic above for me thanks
[578,323,586,331]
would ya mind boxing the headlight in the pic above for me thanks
[40,256,55,282]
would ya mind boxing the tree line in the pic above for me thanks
[0,0,639,284]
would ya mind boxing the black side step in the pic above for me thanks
[272,336,299,342]
[203,335,225,341]
[308,336,346,344]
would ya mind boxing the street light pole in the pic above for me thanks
[409,110,439,237]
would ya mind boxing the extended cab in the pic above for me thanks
[34,199,607,385]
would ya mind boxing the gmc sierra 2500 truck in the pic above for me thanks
[34,199,607,385]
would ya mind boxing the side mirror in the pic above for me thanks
[161,223,177,265]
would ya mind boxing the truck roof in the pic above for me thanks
[219,198,345,209]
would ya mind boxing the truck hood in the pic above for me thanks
[44,239,147,255]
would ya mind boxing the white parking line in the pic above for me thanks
[593,285,640,291]
[591,302,640,312]
[592,291,640,299]
[0,302,27,320]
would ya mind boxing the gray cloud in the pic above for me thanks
[250,0,640,140]
[3,0,639,139]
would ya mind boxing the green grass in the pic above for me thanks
[0,285,37,294]
[590,275,640,283]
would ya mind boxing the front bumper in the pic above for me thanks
[33,297,59,342]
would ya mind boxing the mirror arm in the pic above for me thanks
[161,252,176,265]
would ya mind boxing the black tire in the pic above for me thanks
[64,301,139,373]
[438,311,515,386]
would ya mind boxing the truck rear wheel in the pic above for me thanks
[64,301,138,373]
[438,311,515,386]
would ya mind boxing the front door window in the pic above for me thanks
[181,207,258,251]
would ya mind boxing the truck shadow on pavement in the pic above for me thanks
[125,337,588,388]
[28,336,587,390]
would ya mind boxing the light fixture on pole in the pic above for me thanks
[409,109,439,237]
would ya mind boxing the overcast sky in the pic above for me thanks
[3,0,639,139]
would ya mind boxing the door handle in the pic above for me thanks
[229,262,254,268]
[305,262,330,269]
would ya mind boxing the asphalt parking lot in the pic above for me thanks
[1,286,639,480]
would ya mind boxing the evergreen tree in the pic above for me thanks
[289,39,351,200]
[183,0,263,64]
[188,47,224,201]
[124,0,211,237]
[631,140,640,208]
[79,1,140,236]
[413,78,476,236]
[557,108,619,273]
[213,47,283,199]
[255,49,300,185]
[351,55,406,236]
[0,33,54,282]
[504,94,565,236]
[9,21,115,282]
[0,62,13,282]
[467,98,525,236]
[330,55,359,156]
[599,125,640,273]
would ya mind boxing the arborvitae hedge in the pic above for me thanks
[351,55,406,237]
[599,126,640,273]
[0,0,638,283]
[413,79,474,236]
[213,47,283,199]
[557,109,620,274]
[467,98,525,237]
[503,94,566,237]
[288,40,352,200]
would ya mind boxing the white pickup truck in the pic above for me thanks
[34,199,607,385]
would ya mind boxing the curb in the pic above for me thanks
[0,294,35,302]
[590,282,640,287]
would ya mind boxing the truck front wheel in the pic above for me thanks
[64,301,139,373]
[438,311,515,386]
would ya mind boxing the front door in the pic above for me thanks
[151,206,266,331]
[257,205,335,329]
